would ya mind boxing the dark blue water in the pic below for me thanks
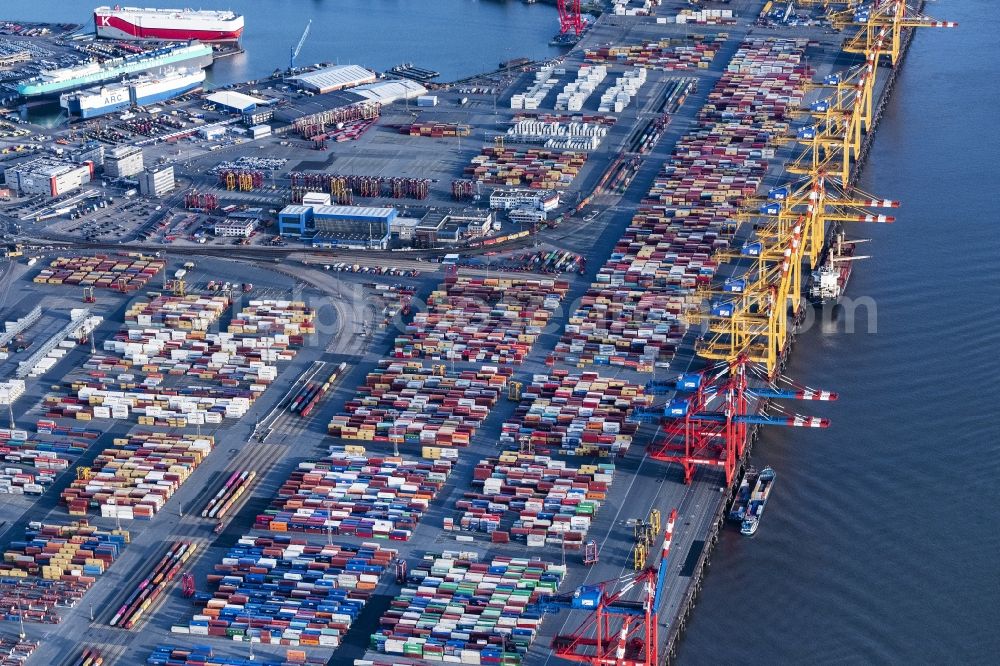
[680,2,1000,663]
[10,0,563,84]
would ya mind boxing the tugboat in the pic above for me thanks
[728,466,757,522]
[808,230,870,305]
[740,466,775,536]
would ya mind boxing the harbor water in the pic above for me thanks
[679,1,1000,663]
[10,0,564,85]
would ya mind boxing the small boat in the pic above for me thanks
[740,466,775,536]
[728,467,757,522]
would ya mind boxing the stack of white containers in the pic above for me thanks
[673,8,735,24]
[510,65,558,110]
[555,65,607,112]
[599,68,647,113]
[506,119,609,151]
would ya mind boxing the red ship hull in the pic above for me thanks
[95,13,243,42]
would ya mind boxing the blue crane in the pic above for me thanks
[289,19,312,71]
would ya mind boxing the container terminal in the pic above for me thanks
[0,1,954,665]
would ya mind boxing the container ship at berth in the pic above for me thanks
[60,68,205,118]
[94,6,244,43]
[17,42,212,98]
[741,467,776,537]
[808,230,870,305]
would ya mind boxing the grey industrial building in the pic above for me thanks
[3,158,94,198]
[104,145,144,179]
[138,165,175,197]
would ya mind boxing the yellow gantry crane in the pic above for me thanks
[830,0,958,67]
[690,213,807,376]
[689,14,930,378]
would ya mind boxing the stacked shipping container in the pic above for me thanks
[46,298,314,424]
[372,554,564,663]
[500,371,651,456]
[181,537,396,648]
[256,454,452,541]
[60,432,214,519]
[453,452,615,549]
[327,362,510,447]
[466,147,587,189]
[33,254,165,291]
[555,38,809,369]
[584,33,725,69]
[394,276,568,363]
[0,522,128,623]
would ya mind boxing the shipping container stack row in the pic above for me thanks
[505,120,609,147]
[179,537,397,648]
[0,637,37,666]
[393,276,569,364]
[0,467,53,494]
[466,147,587,190]
[0,576,90,624]
[372,554,564,664]
[0,521,128,623]
[33,254,165,291]
[583,33,725,69]
[46,298,315,424]
[60,432,215,519]
[513,113,617,127]
[500,371,651,457]
[670,8,737,25]
[146,644,298,666]
[402,123,472,138]
[450,451,615,549]
[0,426,88,474]
[328,362,511,446]
[255,453,452,541]
[554,38,809,369]
[124,294,231,330]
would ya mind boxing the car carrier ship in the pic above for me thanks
[59,68,205,118]
[17,42,212,98]
[94,6,244,42]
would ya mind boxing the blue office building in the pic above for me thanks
[277,203,395,249]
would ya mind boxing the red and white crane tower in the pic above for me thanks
[635,358,836,484]
[538,509,679,666]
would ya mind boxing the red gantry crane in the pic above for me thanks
[634,358,836,484]
[536,509,679,666]
[557,0,585,36]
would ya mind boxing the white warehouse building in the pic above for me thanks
[489,188,560,213]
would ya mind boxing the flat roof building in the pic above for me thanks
[206,90,267,114]
[68,141,105,167]
[138,165,175,197]
[278,203,395,250]
[412,208,494,246]
[489,189,560,214]
[104,144,144,179]
[289,65,377,94]
[214,219,255,238]
[352,79,428,105]
[3,157,94,198]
